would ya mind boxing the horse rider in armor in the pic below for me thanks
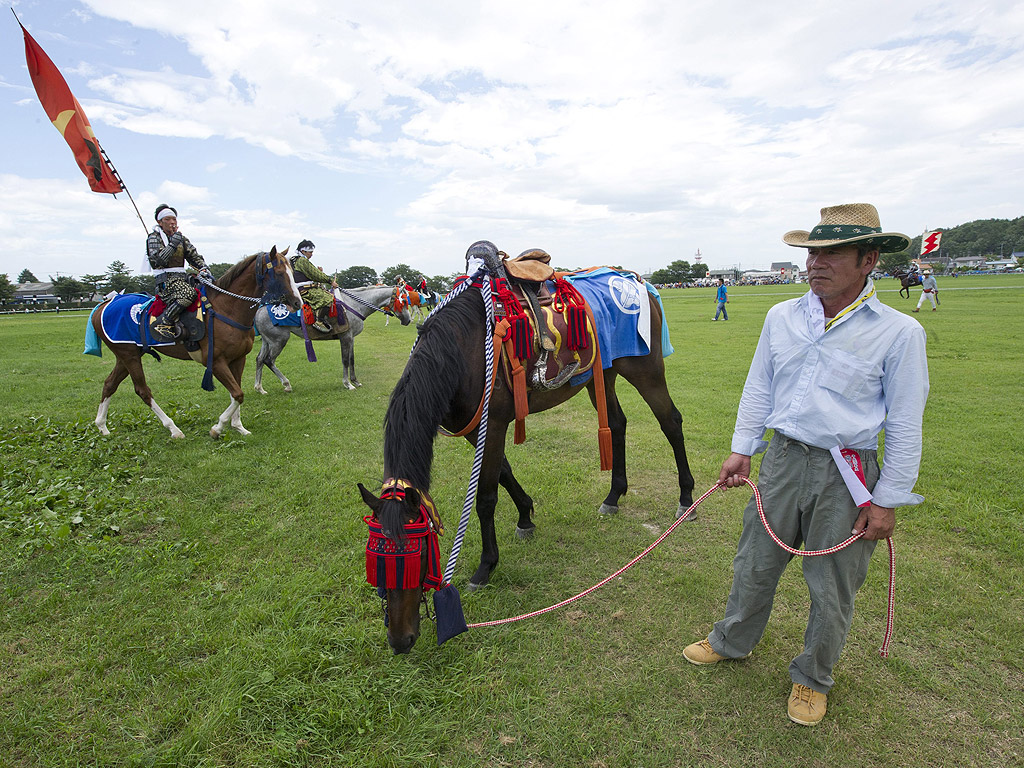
[147,203,211,340]
[291,240,339,333]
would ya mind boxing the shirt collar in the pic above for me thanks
[799,278,879,336]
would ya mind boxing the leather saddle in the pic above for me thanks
[499,249,595,391]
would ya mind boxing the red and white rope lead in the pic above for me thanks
[467,477,896,659]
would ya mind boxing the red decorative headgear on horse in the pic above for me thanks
[364,479,444,591]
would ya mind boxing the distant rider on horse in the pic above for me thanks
[291,239,339,333]
[147,203,211,340]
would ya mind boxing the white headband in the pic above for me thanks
[156,208,177,221]
[299,246,314,253]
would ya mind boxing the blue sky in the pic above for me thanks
[2,0,1022,282]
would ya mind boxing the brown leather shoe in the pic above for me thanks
[787,684,827,726]
[682,639,750,666]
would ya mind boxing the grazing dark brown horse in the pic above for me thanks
[92,247,301,438]
[359,248,696,653]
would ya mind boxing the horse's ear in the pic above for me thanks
[269,245,278,259]
[357,482,381,512]
[403,487,421,513]
[280,246,289,257]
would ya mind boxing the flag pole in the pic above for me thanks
[100,144,149,234]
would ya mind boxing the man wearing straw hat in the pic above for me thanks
[683,204,930,726]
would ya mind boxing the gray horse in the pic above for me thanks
[253,285,412,393]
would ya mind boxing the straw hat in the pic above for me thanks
[782,203,910,253]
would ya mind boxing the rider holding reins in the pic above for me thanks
[146,203,211,340]
[291,239,341,333]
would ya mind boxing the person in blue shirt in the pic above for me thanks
[713,277,729,320]
[682,203,929,727]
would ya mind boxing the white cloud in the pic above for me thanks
[3,0,1023,280]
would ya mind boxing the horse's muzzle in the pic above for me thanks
[389,630,418,654]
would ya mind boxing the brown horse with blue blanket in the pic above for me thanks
[88,248,301,438]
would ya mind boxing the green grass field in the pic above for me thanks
[2,276,1022,767]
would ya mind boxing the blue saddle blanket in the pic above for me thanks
[85,293,176,355]
[564,267,672,370]
[266,303,302,326]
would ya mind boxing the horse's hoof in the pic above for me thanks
[283,385,292,393]
[170,430,185,439]
[515,525,535,540]
[353,381,362,388]
[465,580,488,592]
[675,504,697,521]
[599,503,619,516]
[255,387,267,395]
[234,428,251,436]
[210,428,222,439]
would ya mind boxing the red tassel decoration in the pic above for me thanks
[567,305,588,350]
[302,303,315,325]
[511,315,532,360]
[553,278,589,350]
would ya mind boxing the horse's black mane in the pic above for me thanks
[383,287,484,491]
[216,252,260,288]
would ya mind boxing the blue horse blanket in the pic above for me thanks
[564,269,673,385]
[83,293,175,356]
[265,303,302,326]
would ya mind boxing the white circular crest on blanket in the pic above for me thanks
[130,302,146,325]
[608,275,643,315]
[270,303,292,320]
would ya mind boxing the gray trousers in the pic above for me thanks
[708,433,880,693]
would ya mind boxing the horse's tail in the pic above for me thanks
[146,349,163,362]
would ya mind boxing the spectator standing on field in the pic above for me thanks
[914,270,938,312]
[713,277,729,321]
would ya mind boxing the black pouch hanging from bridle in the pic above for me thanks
[433,584,468,645]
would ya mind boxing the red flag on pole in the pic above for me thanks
[921,230,942,256]
[19,21,123,194]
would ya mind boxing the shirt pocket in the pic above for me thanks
[818,348,879,401]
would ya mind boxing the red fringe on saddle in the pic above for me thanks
[448,273,612,472]
[491,277,532,361]
[552,278,589,351]
[302,303,315,326]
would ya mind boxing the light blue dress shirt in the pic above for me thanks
[730,280,929,507]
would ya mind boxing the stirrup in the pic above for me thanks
[529,350,579,390]
[152,319,183,340]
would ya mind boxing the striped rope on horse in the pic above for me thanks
[442,271,494,584]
